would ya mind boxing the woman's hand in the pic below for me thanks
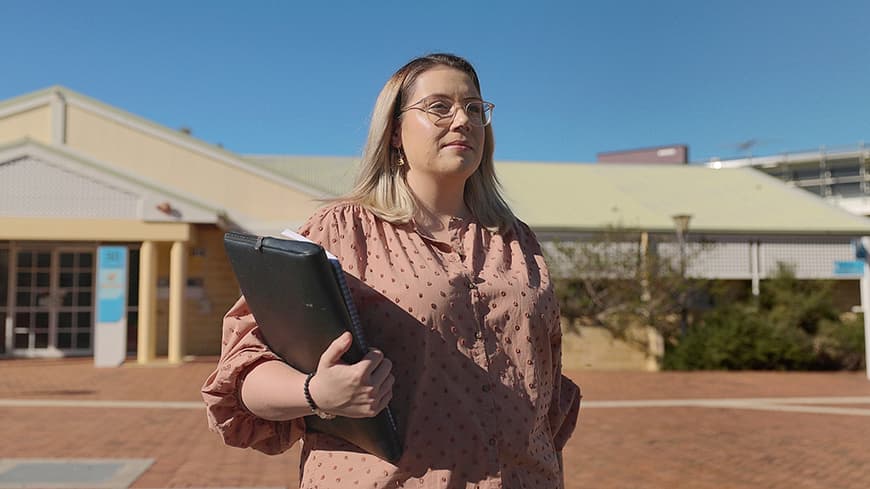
[307,331,395,418]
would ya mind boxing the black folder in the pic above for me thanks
[223,231,403,463]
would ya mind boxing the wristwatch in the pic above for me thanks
[304,372,336,420]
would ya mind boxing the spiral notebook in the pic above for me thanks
[223,230,403,463]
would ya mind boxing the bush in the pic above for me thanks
[759,264,837,335]
[664,263,867,371]
[663,305,816,370]
[814,315,867,371]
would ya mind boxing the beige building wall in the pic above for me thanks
[149,225,240,356]
[0,106,52,145]
[561,321,660,371]
[188,226,242,355]
[65,105,321,224]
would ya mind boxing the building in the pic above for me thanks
[0,87,326,361]
[596,144,689,164]
[2,87,869,361]
[706,144,870,216]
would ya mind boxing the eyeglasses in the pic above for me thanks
[400,96,495,127]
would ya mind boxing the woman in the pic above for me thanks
[202,53,581,488]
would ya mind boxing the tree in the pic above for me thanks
[545,227,704,349]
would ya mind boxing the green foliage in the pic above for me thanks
[815,316,866,371]
[663,304,815,370]
[548,227,701,347]
[547,228,866,372]
[665,262,866,371]
[759,263,838,335]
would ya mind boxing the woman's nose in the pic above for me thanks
[449,105,471,131]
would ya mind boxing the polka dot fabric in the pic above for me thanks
[203,203,581,488]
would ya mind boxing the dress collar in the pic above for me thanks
[407,214,474,245]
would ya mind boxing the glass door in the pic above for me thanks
[12,249,53,353]
[57,249,95,354]
[10,247,95,356]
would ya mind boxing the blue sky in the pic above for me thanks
[2,0,868,163]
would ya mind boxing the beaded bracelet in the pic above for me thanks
[303,372,336,420]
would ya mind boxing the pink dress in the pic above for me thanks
[202,203,581,488]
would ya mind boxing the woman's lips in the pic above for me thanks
[442,142,473,150]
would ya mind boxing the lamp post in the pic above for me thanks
[672,214,692,337]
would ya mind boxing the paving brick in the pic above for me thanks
[1,358,869,488]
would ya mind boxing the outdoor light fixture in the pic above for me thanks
[156,202,174,215]
[672,214,692,237]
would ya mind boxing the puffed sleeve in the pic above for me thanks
[201,295,305,455]
[201,203,366,454]
[548,324,582,451]
[297,203,369,276]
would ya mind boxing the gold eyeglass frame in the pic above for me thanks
[399,96,495,127]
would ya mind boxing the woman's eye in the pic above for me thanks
[467,103,483,116]
[427,101,452,115]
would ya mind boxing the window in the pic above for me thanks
[827,158,861,178]
[831,182,862,198]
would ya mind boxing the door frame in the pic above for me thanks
[5,243,97,358]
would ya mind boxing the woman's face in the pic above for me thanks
[393,66,486,184]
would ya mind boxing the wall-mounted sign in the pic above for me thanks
[834,260,864,277]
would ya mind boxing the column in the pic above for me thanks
[750,241,760,296]
[137,240,158,364]
[168,241,187,364]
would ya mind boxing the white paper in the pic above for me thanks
[281,228,339,261]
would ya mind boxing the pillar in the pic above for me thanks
[168,241,187,364]
[137,240,158,364]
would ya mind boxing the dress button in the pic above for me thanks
[475,331,483,339]
[482,384,490,392]
[488,438,496,446]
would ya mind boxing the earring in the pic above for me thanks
[397,150,406,167]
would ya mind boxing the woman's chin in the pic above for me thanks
[439,155,481,175]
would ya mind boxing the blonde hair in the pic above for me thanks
[340,53,515,231]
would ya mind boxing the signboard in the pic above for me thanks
[94,246,128,367]
[834,260,864,277]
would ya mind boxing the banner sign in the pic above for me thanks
[95,246,128,367]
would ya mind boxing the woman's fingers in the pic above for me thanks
[368,357,393,387]
[379,373,395,399]
[312,345,394,418]
[375,378,394,412]
[317,332,353,371]
[356,348,384,378]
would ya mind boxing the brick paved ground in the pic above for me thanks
[1,357,869,488]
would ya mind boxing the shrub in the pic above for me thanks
[663,305,816,370]
[814,315,867,371]
[664,263,866,371]
[759,264,838,335]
